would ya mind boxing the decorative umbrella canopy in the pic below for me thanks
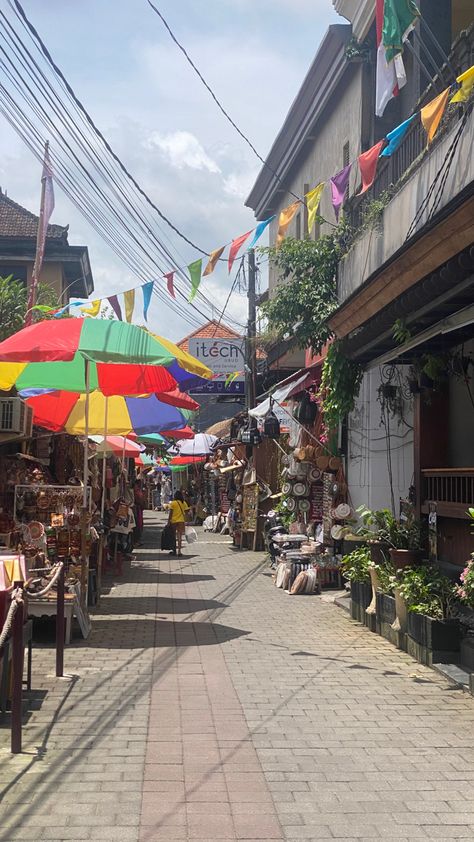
[169,455,207,466]
[173,433,218,456]
[129,432,166,446]
[164,426,195,440]
[25,391,188,436]
[89,435,145,458]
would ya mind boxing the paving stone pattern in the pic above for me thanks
[1,512,474,840]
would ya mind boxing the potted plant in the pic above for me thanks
[356,506,424,569]
[341,545,371,623]
[397,565,460,662]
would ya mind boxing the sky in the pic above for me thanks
[0,0,343,341]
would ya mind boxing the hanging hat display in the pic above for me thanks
[263,400,281,439]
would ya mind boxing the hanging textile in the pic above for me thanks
[188,259,203,303]
[357,140,385,195]
[381,114,416,156]
[80,300,101,317]
[382,0,420,62]
[142,282,154,321]
[306,183,325,234]
[276,201,300,247]
[248,216,275,249]
[164,271,175,299]
[421,88,450,146]
[376,0,404,116]
[228,231,252,273]
[330,164,352,222]
[124,289,135,323]
[451,64,474,103]
[203,246,225,277]
[108,295,122,321]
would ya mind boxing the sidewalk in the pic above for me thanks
[1,512,474,841]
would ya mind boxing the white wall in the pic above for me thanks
[346,368,414,515]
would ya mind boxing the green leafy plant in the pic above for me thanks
[357,506,424,550]
[456,509,474,608]
[392,318,411,345]
[318,341,364,440]
[260,235,341,354]
[396,565,457,620]
[341,545,371,583]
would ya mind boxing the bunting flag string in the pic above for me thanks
[164,271,175,299]
[142,281,154,321]
[124,289,135,323]
[188,259,203,303]
[51,62,473,324]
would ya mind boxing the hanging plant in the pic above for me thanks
[318,341,364,447]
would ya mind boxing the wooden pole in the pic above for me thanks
[11,590,24,754]
[55,564,65,678]
[80,359,90,610]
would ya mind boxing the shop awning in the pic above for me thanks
[249,370,311,418]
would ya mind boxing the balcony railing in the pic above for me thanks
[346,24,474,233]
[421,468,474,519]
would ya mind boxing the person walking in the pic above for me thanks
[165,490,189,557]
[133,479,145,547]
[162,475,172,506]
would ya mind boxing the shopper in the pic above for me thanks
[162,475,172,506]
[133,479,145,547]
[165,490,189,557]
[153,477,162,510]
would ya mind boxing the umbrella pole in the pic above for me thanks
[98,396,109,605]
[80,359,90,611]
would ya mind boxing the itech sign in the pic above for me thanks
[188,338,246,393]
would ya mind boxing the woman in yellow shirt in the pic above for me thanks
[165,490,190,556]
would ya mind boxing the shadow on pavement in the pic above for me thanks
[76,618,249,648]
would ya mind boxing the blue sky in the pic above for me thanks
[0,0,342,339]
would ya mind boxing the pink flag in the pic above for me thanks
[164,271,175,299]
[26,142,55,326]
[357,141,385,195]
[330,163,352,222]
[228,231,252,274]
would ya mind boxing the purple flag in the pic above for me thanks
[26,142,55,326]
[330,163,352,222]
[108,294,122,321]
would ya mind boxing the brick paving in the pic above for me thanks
[1,512,474,840]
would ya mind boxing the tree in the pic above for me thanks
[0,274,66,342]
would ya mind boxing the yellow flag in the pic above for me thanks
[203,246,225,277]
[306,183,325,234]
[276,201,300,247]
[451,64,474,103]
[124,289,135,323]
[80,299,101,317]
[421,88,450,146]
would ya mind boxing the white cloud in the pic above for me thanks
[145,130,221,174]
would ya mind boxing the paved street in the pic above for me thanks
[1,512,474,841]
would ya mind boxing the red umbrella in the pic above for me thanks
[164,426,195,440]
[169,455,207,465]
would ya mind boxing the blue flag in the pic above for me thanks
[248,216,275,249]
[381,115,416,157]
[142,282,154,321]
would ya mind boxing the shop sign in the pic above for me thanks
[189,338,246,394]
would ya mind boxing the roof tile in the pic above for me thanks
[0,191,67,240]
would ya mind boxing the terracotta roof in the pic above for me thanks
[0,191,67,241]
[178,320,241,353]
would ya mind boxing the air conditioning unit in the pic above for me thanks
[0,398,33,439]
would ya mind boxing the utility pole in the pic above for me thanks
[246,248,257,411]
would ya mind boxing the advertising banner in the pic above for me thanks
[189,338,246,394]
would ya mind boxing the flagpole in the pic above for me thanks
[26,141,52,327]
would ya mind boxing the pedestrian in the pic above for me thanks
[153,477,162,510]
[162,475,172,506]
[133,479,145,547]
[164,490,190,557]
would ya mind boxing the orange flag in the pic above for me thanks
[203,246,225,277]
[276,200,300,247]
[421,88,450,146]
[357,140,385,195]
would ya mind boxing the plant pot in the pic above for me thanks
[376,591,396,625]
[350,580,372,622]
[380,384,397,399]
[407,613,461,651]
[389,548,423,570]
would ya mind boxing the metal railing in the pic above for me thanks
[421,468,474,518]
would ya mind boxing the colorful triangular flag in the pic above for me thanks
[451,64,474,103]
[276,201,300,247]
[421,88,450,146]
[228,231,252,274]
[248,216,275,249]
[142,282,154,322]
[124,289,135,323]
[108,295,122,320]
[306,183,325,234]
[80,299,101,317]
[203,246,225,277]
[330,164,352,221]
[357,140,385,195]
[164,271,175,299]
[188,259,203,303]
[381,114,416,156]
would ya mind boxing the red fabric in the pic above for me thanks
[228,231,252,274]
[164,426,195,440]
[357,141,385,195]
[164,271,175,299]
[26,391,79,431]
[376,0,383,44]
[170,455,206,465]
[156,388,200,411]
[0,318,83,362]
[96,363,176,396]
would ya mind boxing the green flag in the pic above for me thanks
[383,0,420,62]
[188,259,203,303]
